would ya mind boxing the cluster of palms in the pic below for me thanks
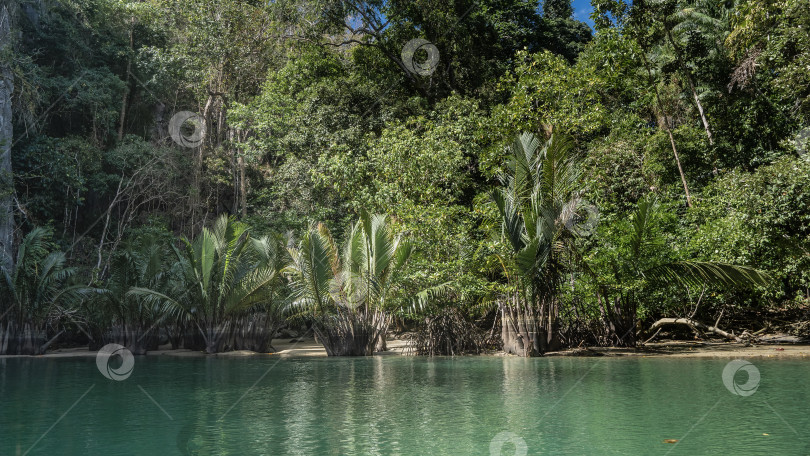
[128,212,417,355]
[493,133,587,356]
[285,214,416,355]
[493,132,768,356]
[127,217,289,354]
[0,212,415,356]
[0,130,769,357]
[0,228,96,355]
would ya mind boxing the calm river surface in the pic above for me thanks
[1,356,808,455]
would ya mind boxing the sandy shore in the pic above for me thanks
[546,341,810,359]
[2,337,808,359]
[0,338,412,359]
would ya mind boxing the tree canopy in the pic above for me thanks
[1,0,808,355]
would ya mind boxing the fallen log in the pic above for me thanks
[646,317,742,342]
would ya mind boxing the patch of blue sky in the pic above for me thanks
[572,0,596,29]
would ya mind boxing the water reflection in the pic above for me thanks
[1,356,808,455]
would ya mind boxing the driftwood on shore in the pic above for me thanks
[646,317,742,342]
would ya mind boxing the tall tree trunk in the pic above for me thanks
[229,129,246,218]
[0,6,14,271]
[665,126,692,207]
[238,151,246,218]
[117,22,134,141]
[192,95,214,228]
[230,130,238,214]
[667,31,714,147]
[643,54,693,207]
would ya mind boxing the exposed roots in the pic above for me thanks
[313,310,389,356]
[412,308,484,356]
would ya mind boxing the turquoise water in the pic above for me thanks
[1,355,808,455]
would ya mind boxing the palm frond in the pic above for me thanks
[127,287,186,318]
[406,282,456,315]
[630,197,656,260]
[645,261,770,289]
[493,189,526,251]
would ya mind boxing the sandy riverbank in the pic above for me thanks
[2,337,808,359]
[546,340,810,359]
[0,338,412,359]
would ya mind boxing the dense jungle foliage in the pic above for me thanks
[0,0,807,356]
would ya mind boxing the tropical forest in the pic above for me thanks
[0,0,809,455]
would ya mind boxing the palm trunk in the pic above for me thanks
[233,313,279,353]
[199,320,231,354]
[0,6,14,272]
[125,325,158,355]
[0,320,10,354]
[15,322,47,355]
[500,296,542,357]
[166,322,183,349]
[500,288,562,357]
[599,291,637,347]
[314,310,389,356]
